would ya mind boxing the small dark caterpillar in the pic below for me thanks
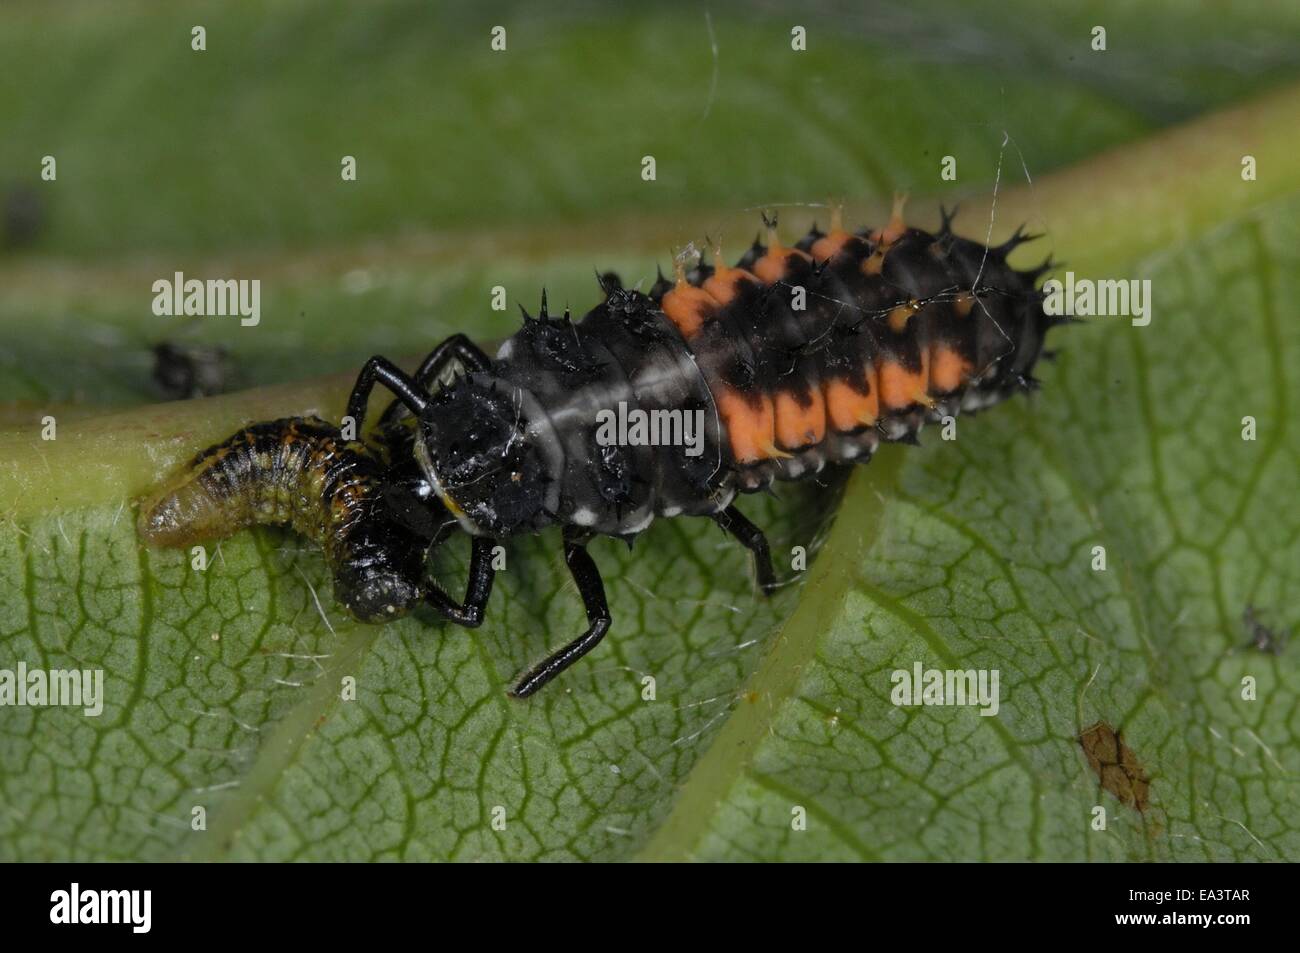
[137,416,492,624]
[341,200,1064,697]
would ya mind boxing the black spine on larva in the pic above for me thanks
[138,417,431,622]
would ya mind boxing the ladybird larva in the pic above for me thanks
[342,201,1065,695]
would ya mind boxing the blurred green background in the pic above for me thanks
[2,0,1298,411]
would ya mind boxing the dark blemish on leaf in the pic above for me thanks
[1242,605,1288,656]
[152,341,230,399]
[2,184,46,248]
[1078,720,1150,813]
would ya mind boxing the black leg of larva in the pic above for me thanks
[378,335,493,426]
[415,333,493,380]
[424,534,498,627]
[509,529,612,698]
[712,505,777,596]
[346,356,429,436]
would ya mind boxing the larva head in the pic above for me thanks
[415,374,557,537]
[332,520,427,623]
[335,560,421,623]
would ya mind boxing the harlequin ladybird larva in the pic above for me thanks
[345,198,1064,697]
[137,416,495,624]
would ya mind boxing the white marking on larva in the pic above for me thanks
[880,419,909,439]
[841,442,861,459]
[496,340,514,360]
[660,505,682,518]
[622,511,654,534]
[572,507,597,526]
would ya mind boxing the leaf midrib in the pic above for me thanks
[635,451,902,861]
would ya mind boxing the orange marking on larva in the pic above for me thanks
[954,292,975,317]
[870,192,909,246]
[930,346,972,394]
[753,218,812,283]
[824,377,876,432]
[862,249,886,276]
[861,361,880,425]
[703,263,760,306]
[811,202,853,260]
[887,302,920,334]
[754,245,812,284]
[811,230,853,261]
[717,388,779,464]
[774,388,826,450]
[878,359,929,411]
[661,281,714,338]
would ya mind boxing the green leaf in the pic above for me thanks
[2,5,1299,861]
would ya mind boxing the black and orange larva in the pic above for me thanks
[339,199,1063,697]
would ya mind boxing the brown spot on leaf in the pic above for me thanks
[1079,720,1151,813]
